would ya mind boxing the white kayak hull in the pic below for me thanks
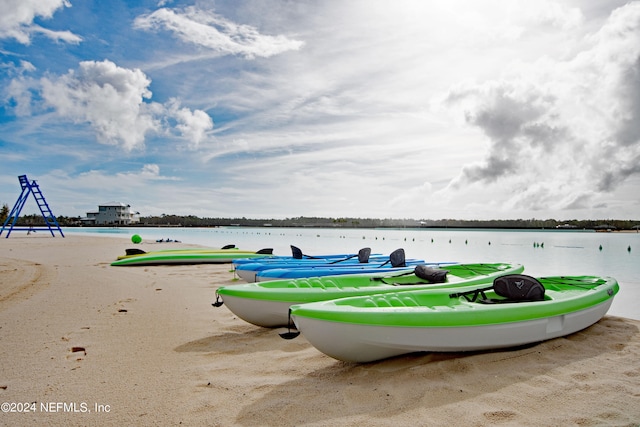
[220,294,293,328]
[292,299,614,363]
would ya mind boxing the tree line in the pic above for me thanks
[135,215,636,230]
[2,205,638,231]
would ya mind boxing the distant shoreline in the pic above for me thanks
[8,213,639,231]
[63,224,640,232]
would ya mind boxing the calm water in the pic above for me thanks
[64,226,639,320]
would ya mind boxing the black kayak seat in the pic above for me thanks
[450,274,545,304]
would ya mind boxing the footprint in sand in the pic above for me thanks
[483,410,517,421]
[114,298,136,313]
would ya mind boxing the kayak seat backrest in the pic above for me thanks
[358,247,372,263]
[492,275,545,302]
[390,248,406,268]
[449,274,545,304]
[414,264,448,283]
[291,245,303,259]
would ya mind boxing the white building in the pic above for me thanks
[82,202,140,225]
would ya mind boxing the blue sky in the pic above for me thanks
[1,0,639,220]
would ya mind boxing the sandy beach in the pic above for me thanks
[1,234,639,426]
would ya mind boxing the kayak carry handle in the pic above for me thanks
[125,248,147,255]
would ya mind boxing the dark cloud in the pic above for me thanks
[450,83,567,185]
[596,56,640,192]
[522,122,568,149]
[466,88,547,142]
[444,2,640,213]
[564,193,593,210]
[597,156,640,192]
[457,154,517,184]
[614,57,640,147]
[592,4,640,192]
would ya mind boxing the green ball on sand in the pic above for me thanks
[131,234,142,244]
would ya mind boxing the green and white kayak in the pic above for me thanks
[111,247,273,266]
[286,275,619,363]
[213,263,524,327]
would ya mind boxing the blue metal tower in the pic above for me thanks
[1,175,65,238]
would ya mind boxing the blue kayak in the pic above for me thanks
[236,248,419,282]
[255,261,458,281]
[232,246,377,268]
[237,259,426,282]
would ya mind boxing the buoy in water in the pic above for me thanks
[131,234,142,244]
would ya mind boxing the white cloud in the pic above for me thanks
[19,60,215,151]
[0,0,81,44]
[40,60,158,151]
[140,164,161,177]
[517,1,584,31]
[19,60,36,73]
[165,98,213,148]
[5,80,33,117]
[32,25,82,44]
[133,6,304,59]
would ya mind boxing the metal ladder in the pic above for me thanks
[0,175,65,238]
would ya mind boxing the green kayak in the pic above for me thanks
[286,275,619,362]
[111,247,273,266]
[214,263,524,327]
